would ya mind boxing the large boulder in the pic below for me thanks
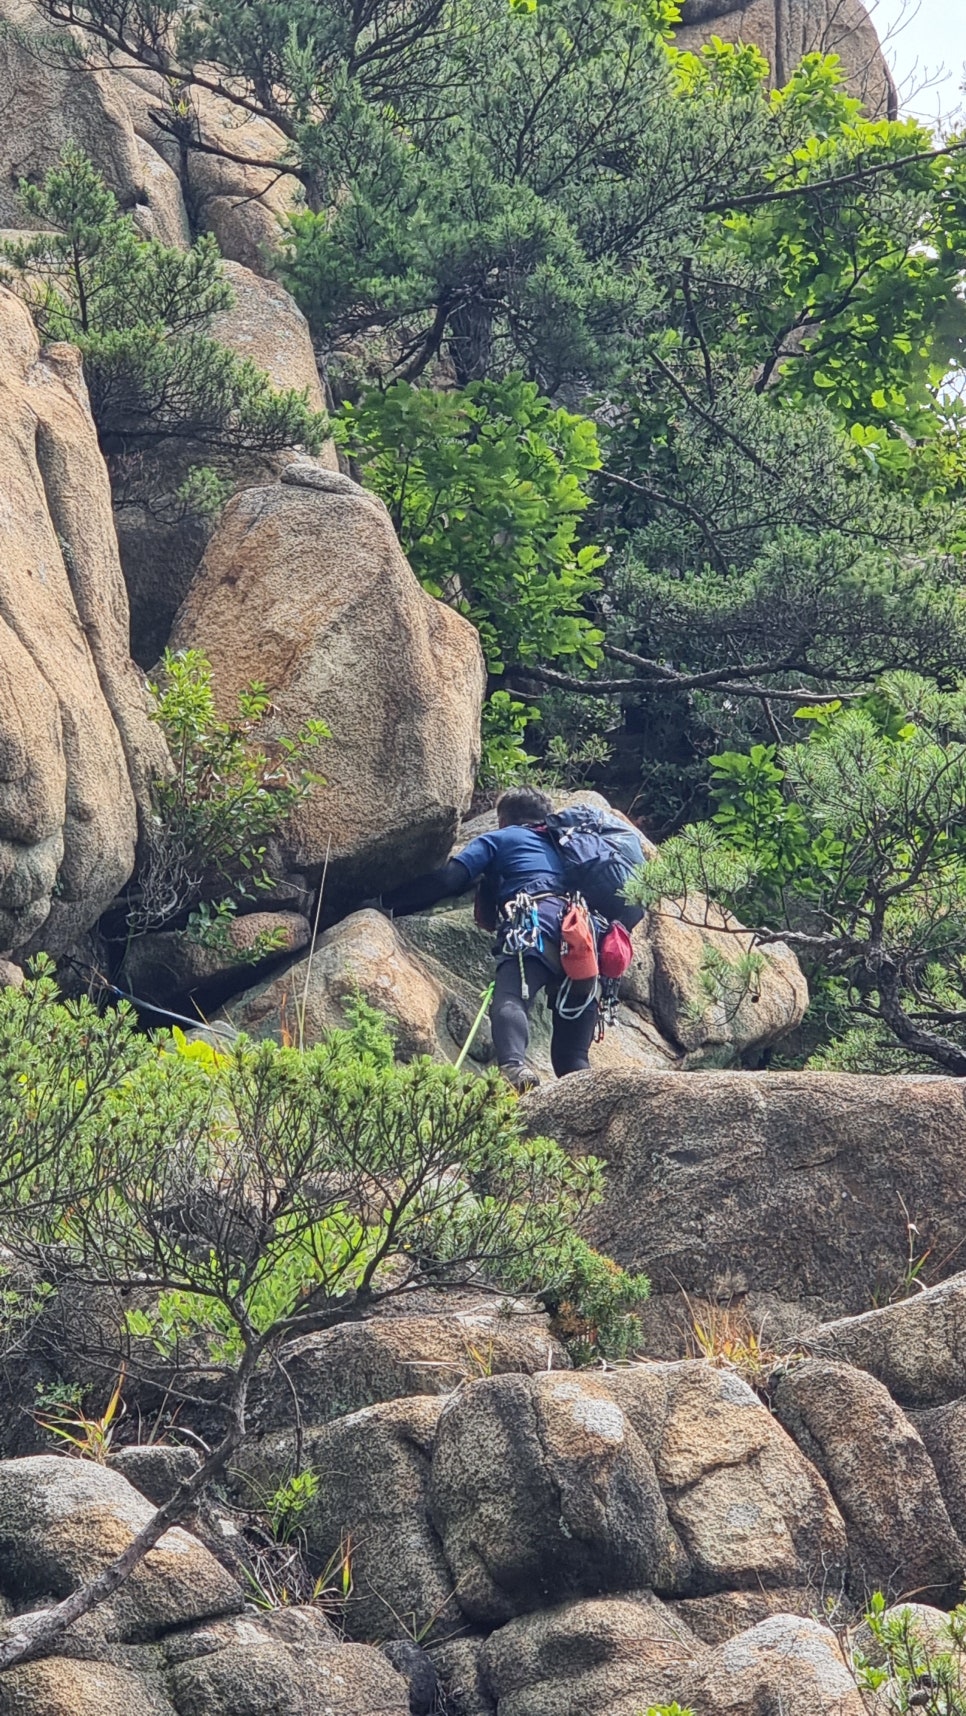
[0,290,168,953]
[115,264,339,667]
[772,1359,966,1602]
[165,1610,411,1716]
[523,1069,966,1323]
[478,1594,706,1716]
[428,1372,690,1625]
[607,1363,847,1597]
[0,1457,242,1642]
[644,898,808,1064]
[249,1305,569,1431]
[809,1274,966,1409]
[169,468,485,916]
[680,1614,868,1716]
[0,1659,177,1716]
[672,0,897,116]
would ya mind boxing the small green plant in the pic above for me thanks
[34,1370,126,1463]
[534,1238,650,1364]
[128,649,327,937]
[267,1471,321,1545]
[852,1592,966,1713]
[545,731,614,790]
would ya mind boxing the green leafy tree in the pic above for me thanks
[0,977,648,1670]
[339,376,605,672]
[628,681,966,1073]
[0,145,327,456]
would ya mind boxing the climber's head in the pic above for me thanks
[496,787,554,829]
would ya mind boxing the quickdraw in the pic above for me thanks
[500,891,544,1001]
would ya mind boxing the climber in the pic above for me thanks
[382,786,605,1091]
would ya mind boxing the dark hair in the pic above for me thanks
[496,787,553,827]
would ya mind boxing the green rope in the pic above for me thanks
[454,981,496,1070]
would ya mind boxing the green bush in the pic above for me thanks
[338,376,605,674]
[129,649,327,938]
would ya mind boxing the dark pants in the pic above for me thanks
[491,953,598,1077]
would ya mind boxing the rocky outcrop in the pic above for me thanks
[523,1068,966,1325]
[249,1304,569,1431]
[681,1613,869,1716]
[169,470,486,915]
[672,0,897,116]
[0,0,189,246]
[645,896,808,1063]
[479,1594,705,1716]
[114,263,338,667]
[0,289,168,954]
[772,1360,966,1603]
[809,1273,966,1409]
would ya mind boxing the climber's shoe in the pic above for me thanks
[499,1062,541,1094]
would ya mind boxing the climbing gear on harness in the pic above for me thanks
[454,981,496,1070]
[556,975,600,1020]
[500,891,544,1000]
[599,921,634,980]
[560,898,598,982]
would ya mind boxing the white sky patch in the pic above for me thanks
[867,0,966,127]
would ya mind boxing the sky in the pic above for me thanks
[869,0,966,126]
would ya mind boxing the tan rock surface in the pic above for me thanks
[522,1069,966,1319]
[914,1398,966,1545]
[773,1359,966,1602]
[250,1305,570,1430]
[185,88,303,272]
[0,1,188,244]
[672,0,896,116]
[0,1457,242,1641]
[0,1658,177,1716]
[170,472,485,912]
[645,896,808,1061]
[810,1273,966,1408]
[428,1372,689,1626]
[209,261,327,413]
[479,1594,705,1716]
[0,291,168,953]
[681,1614,868,1716]
[608,1362,847,1596]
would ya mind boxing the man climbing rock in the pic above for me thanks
[382,788,642,1091]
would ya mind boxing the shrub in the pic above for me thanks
[0,977,647,1666]
[128,648,327,938]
